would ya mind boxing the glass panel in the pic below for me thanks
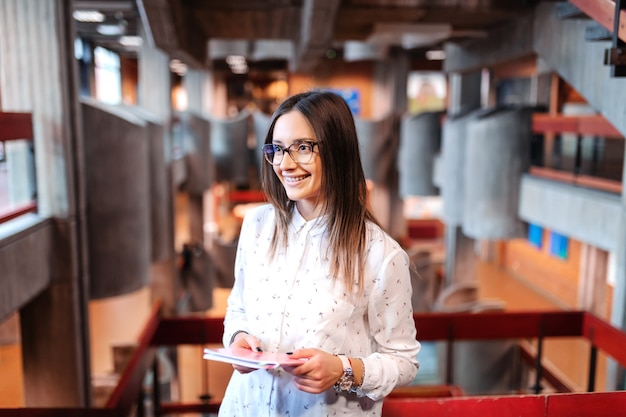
[0,138,36,216]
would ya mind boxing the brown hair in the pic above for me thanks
[260,90,379,294]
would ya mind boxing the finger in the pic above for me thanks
[293,377,325,394]
[288,348,316,359]
[232,364,257,374]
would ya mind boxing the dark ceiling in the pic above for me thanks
[73,0,550,74]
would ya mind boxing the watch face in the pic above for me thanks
[339,377,353,391]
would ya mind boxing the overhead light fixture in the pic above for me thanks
[119,36,142,47]
[226,55,248,74]
[73,10,105,23]
[425,49,446,60]
[169,59,188,76]
[97,23,124,36]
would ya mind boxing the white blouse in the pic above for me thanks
[220,204,420,417]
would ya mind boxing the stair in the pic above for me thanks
[534,2,626,137]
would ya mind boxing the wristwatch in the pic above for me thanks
[334,354,354,392]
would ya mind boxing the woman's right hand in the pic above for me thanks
[229,332,263,374]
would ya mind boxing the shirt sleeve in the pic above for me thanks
[221,209,254,348]
[360,247,421,401]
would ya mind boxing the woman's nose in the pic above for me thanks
[280,151,297,168]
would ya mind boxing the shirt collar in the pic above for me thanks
[291,206,327,237]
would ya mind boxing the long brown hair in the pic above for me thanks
[260,91,379,294]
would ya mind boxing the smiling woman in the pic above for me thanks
[220,91,421,417]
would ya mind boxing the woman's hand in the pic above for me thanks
[282,348,343,393]
[229,332,263,374]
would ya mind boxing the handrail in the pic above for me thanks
[0,112,33,141]
[569,0,626,45]
[532,113,623,137]
[4,310,626,416]
[104,301,163,415]
[530,112,624,194]
[0,201,38,223]
[382,390,626,417]
[529,166,622,194]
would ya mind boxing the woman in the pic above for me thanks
[220,91,420,416]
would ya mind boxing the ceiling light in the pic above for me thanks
[425,50,446,60]
[97,23,124,36]
[169,59,188,75]
[73,10,105,23]
[119,36,142,47]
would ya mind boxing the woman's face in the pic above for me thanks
[271,110,323,220]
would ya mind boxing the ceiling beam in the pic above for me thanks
[138,0,206,68]
[291,0,341,73]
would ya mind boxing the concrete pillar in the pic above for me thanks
[398,111,442,197]
[442,71,482,286]
[20,279,89,406]
[207,110,251,187]
[81,99,151,299]
[608,160,626,389]
[138,23,171,122]
[253,110,272,173]
[578,244,608,317]
[462,107,531,239]
[184,113,214,195]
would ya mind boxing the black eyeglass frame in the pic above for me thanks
[261,140,318,165]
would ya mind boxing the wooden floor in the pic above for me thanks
[0,259,608,407]
[476,261,607,392]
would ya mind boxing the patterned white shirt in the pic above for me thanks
[220,204,420,417]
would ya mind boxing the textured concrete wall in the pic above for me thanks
[519,176,621,252]
[397,111,442,197]
[208,110,251,186]
[81,99,151,299]
[253,110,272,173]
[441,110,483,226]
[463,108,531,239]
[0,215,53,321]
[184,112,213,195]
[355,115,395,183]
[123,106,173,263]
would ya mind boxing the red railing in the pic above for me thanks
[530,113,624,194]
[3,308,626,416]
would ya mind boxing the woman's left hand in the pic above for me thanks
[282,348,343,394]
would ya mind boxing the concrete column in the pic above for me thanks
[442,72,482,286]
[578,244,608,317]
[81,100,151,299]
[608,156,626,389]
[398,111,442,197]
[184,113,214,195]
[365,51,408,238]
[20,279,89,406]
[462,108,531,239]
[444,226,478,287]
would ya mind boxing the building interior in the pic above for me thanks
[1,0,626,415]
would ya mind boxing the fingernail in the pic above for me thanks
[286,351,293,355]
[256,347,263,352]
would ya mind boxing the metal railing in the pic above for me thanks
[3,306,626,417]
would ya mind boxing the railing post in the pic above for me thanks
[531,322,544,394]
[446,323,454,385]
[586,326,598,392]
[152,355,160,416]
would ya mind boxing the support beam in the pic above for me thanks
[292,0,341,73]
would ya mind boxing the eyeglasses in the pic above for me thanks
[262,140,318,165]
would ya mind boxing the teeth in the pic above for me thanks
[285,175,307,182]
